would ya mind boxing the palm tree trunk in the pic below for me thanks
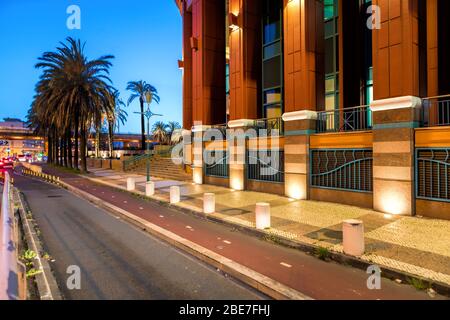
[108,122,114,169]
[63,135,68,167]
[95,124,100,158]
[59,137,63,166]
[80,122,88,173]
[67,129,73,168]
[140,99,145,151]
[54,129,59,165]
[47,133,53,164]
[74,114,79,170]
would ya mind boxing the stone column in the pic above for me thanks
[191,125,208,184]
[371,96,422,216]
[283,0,324,113]
[228,0,262,120]
[182,129,192,175]
[427,0,438,97]
[372,0,421,99]
[192,0,227,125]
[228,119,254,190]
[282,111,317,200]
[181,2,193,129]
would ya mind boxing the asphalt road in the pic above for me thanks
[14,174,264,300]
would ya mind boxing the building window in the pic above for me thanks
[324,0,339,112]
[262,0,283,119]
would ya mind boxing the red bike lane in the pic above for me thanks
[24,166,438,300]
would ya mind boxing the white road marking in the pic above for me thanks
[223,240,231,245]
[280,262,292,268]
[159,215,164,218]
[139,207,144,210]
[123,201,128,204]
[186,226,192,229]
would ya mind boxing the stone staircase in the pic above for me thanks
[132,156,191,181]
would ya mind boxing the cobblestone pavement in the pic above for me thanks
[75,168,450,286]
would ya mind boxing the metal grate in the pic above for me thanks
[311,149,373,192]
[205,150,229,178]
[246,150,284,183]
[416,148,450,202]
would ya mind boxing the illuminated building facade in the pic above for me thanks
[176,0,450,220]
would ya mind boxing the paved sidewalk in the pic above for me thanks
[79,167,450,288]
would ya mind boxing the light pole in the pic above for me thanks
[134,91,163,182]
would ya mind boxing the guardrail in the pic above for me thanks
[317,105,372,133]
[123,153,153,171]
[422,94,450,127]
[249,117,284,136]
[0,171,20,300]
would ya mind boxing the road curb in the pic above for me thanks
[77,174,450,298]
[58,179,312,300]
[13,188,63,300]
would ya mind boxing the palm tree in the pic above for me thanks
[166,121,181,145]
[152,121,168,145]
[30,37,115,173]
[106,90,128,159]
[126,81,160,150]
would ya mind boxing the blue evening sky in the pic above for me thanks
[0,0,182,133]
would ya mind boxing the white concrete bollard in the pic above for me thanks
[343,219,365,257]
[127,177,135,191]
[203,193,215,214]
[170,186,181,204]
[146,181,155,197]
[255,203,271,230]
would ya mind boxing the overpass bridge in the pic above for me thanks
[0,126,148,155]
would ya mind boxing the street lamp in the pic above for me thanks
[134,91,163,182]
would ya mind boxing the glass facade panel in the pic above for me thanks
[263,42,281,60]
[262,0,283,118]
[324,0,335,20]
[324,0,339,119]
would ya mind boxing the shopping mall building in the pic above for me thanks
[175,0,450,220]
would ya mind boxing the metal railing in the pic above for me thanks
[249,117,284,136]
[416,148,450,202]
[0,171,19,300]
[422,95,450,127]
[317,105,372,133]
[310,149,373,193]
[0,126,32,132]
[205,151,229,178]
[123,153,153,171]
[246,150,285,183]
[208,123,228,140]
